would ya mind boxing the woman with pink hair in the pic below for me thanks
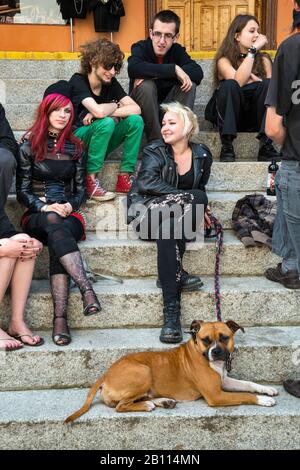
[17,81,101,346]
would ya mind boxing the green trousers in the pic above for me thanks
[74,115,144,175]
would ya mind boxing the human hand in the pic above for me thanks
[0,237,37,259]
[63,202,73,216]
[175,65,192,92]
[133,79,144,88]
[252,34,268,51]
[45,203,70,218]
[83,113,94,126]
[249,73,262,83]
[9,234,43,260]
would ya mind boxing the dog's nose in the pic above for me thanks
[211,346,223,358]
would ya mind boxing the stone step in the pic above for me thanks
[30,230,279,279]
[100,160,271,190]
[6,190,273,232]
[0,59,212,98]
[0,326,299,391]
[0,386,298,450]
[1,276,299,331]
[13,130,266,163]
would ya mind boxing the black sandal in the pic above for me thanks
[81,287,102,316]
[52,316,71,346]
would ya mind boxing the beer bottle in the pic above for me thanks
[266,160,279,196]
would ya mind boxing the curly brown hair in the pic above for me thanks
[213,14,271,88]
[79,39,125,76]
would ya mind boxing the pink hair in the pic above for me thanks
[24,93,82,161]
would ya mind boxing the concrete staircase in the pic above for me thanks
[1,59,300,450]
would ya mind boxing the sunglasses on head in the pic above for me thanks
[103,62,123,72]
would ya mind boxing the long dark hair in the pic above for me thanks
[213,14,270,87]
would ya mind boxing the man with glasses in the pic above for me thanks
[128,10,203,142]
[69,39,144,199]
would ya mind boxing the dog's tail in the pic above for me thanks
[64,375,105,424]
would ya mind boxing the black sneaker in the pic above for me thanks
[258,142,282,162]
[220,143,235,162]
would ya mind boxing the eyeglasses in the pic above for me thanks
[103,62,123,73]
[152,31,176,41]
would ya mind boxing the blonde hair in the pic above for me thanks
[161,102,199,140]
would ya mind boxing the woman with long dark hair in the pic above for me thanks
[17,80,101,346]
[207,14,281,162]
[264,0,300,399]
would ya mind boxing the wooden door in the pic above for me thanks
[157,0,192,50]
[156,0,261,51]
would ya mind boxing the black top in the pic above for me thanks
[0,103,18,158]
[56,0,89,19]
[178,166,194,190]
[69,73,127,128]
[89,0,125,32]
[17,137,86,213]
[128,38,203,102]
[265,33,300,161]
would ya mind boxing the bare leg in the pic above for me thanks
[8,258,43,345]
[0,257,23,349]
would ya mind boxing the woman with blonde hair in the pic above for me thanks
[206,14,281,162]
[127,102,212,343]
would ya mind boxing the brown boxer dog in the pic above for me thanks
[65,320,277,422]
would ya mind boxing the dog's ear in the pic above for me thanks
[188,320,203,340]
[226,320,245,334]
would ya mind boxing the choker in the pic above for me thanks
[239,52,247,59]
[48,130,59,138]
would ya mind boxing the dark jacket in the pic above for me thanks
[128,38,203,102]
[0,103,18,159]
[56,0,89,19]
[89,0,125,32]
[17,139,86,213]
[232,194,277,248]
[127,139,212,223]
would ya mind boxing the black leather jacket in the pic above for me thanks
[127,139,212,222]
[17,138,86,213]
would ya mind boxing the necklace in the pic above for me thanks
[48,130,59,138]
[48,131,61,159]
[74,0,83,15]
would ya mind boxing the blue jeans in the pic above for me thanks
[272,160,300,276]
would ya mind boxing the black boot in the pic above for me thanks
[257,138,282,162]
[220,136,235,162]
[156,272,203,291]
[159,300,182,344]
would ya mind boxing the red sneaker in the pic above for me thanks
[115,173,133,193]
[86,175,115,201]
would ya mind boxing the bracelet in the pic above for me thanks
[247,52,256,59]
[41,204,48,212]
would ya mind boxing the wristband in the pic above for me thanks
[41,204,48,212]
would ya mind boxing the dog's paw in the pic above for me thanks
[256,395,276,407]
[259,386,279,397]
[152,398,177,409]
[144,401,156,412]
